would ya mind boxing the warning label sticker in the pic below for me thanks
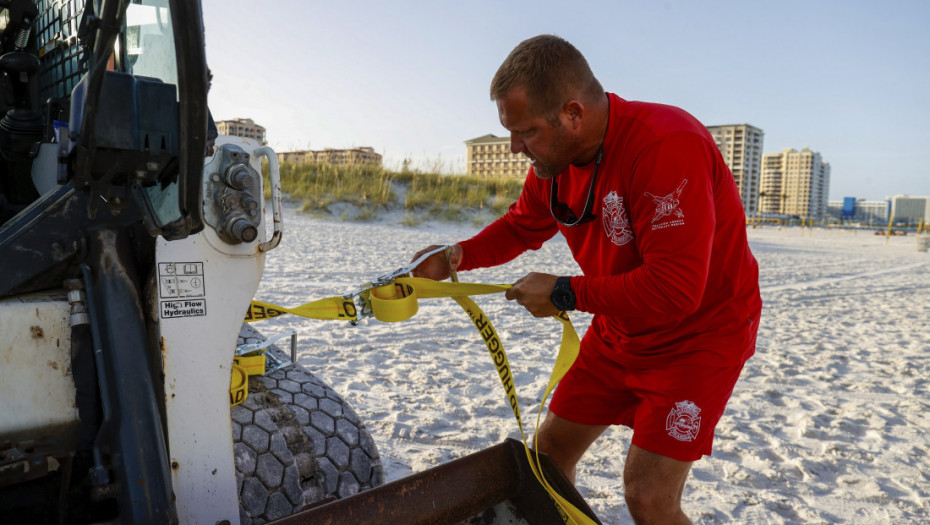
[158,262,205,298]
[158,262,206,318]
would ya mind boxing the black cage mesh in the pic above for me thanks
[35,0,86,103]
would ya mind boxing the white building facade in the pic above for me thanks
[706,124,764,215]
[827,198,890,223]
[888,195,930,225]
[760,147,831,218]
[465,134,531,177]
[215,118,267,146]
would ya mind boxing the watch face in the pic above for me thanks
[551,278,575,311]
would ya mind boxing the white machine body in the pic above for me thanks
[0,134,281,524]
[156,134,280,524]
[0,294,76,444]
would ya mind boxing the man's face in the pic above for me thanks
[497,86,579,180]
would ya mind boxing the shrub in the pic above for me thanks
[264,161,525,223]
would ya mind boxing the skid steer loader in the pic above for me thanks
[0,1,600,523]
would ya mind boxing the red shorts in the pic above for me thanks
[548,343,746,462]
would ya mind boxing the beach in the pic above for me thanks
[252,204,930,524]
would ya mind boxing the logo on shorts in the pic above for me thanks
[666,400,702,442]
[602,191,633,246]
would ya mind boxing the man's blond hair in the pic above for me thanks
[490,34,604,121]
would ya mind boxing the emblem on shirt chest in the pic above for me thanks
[645,178,688,231]
[602,191,633,246]
[666,400,702,442]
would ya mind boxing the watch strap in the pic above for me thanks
[550,276,576,311]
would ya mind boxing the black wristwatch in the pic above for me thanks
[550,276,576,311]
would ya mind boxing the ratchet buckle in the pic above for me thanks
[342,245,453,325]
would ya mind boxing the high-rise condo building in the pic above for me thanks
[706,124,764,214]
[760,147,831,218]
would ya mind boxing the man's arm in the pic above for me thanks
[412,172,558,279]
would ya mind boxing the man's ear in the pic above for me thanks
[563,100,585,130]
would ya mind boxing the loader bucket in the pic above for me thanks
[270,438,601,524]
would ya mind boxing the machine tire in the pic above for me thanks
[233,325,384,524]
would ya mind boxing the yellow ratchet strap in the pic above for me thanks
[247,277,596,524]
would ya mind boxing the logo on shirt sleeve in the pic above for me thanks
[602,191,633,246]
[644,179,688,230]
[666,400,702,442]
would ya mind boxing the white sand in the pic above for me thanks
[254,203,930,524]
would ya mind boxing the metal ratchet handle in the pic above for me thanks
[375,244,451,283]
[235,330,296,356]
[343,245,455,324]
[445,246,459,283]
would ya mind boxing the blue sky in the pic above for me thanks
[202,0,928,201]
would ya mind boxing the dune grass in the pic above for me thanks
[265,162,524,223]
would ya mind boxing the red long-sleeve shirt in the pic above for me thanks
[459,94,761,367]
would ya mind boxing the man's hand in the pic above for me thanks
[411,244,463,280]
[505,272,559,317]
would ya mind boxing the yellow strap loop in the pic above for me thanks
[248,278,596,524]
[370,282,419,322]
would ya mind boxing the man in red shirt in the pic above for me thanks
[414,34,761,524]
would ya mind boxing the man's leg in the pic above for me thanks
[623,444,693,525]
[533,412,608,483]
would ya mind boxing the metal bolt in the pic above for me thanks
[240,195,258,210]
[229,217,258,243]
[224,164,252,190]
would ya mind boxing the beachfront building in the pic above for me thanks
[888,195,930,226]
[465,134,531,177]
[215,118,266,146]
[827,198,891,224]
[759,147,831,218]
[706,124,764,215]
[759,153,787,216]
[277,147,382,167]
